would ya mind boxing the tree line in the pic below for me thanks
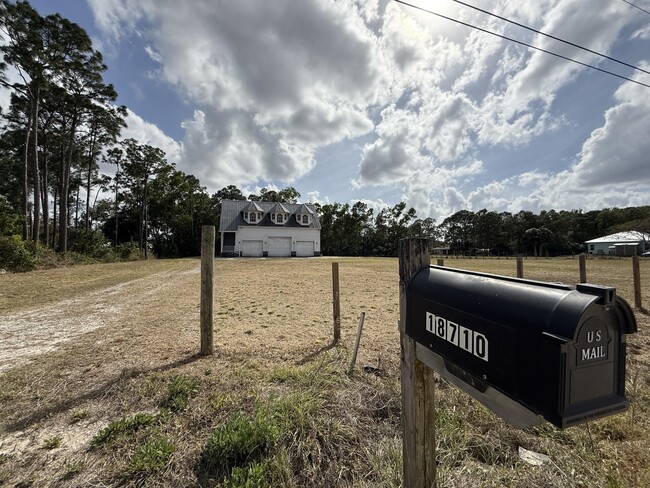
[1,1,648,270]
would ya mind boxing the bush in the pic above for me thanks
[0,235,36,272]
[115,241,141,261]
[68,228,112,259]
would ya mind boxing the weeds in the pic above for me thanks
[128,437,176,474]
[160,375,200,413]
[201,411,279,477]
[62,461,84,480]
[91,412,160,446]
[69,409,89,424]
[42,436,62,449]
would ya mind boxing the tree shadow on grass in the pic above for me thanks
[2,352,205,433]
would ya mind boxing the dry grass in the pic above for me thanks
[0,256,648,487]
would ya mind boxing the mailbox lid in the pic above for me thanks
[407,266,594,338]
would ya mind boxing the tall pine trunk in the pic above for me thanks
[114,162,119,247]
[40,134,49,247]
[31,88,41,243]
[58,112,78,252]
[85,132,97,229]
[22,119,31,241]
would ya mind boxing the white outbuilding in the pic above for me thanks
[219,200,321,257]
[585,231,650,256]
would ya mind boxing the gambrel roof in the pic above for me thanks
[219,200,321,232]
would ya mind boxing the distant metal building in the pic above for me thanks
[585,231,650,256]
[219,200,321,257]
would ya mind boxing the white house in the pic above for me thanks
[219,200,321,257]
[585,231,650,256]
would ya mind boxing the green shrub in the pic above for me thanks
[115,241,141,260]
[68,228,111,259]
[0,235,36,272]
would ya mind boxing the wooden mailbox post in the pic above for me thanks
[399,238,436,488]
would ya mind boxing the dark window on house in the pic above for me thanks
[277,214,283,223]
[302,215,308,224]
[250,213,256,222]
[589,244,594,250]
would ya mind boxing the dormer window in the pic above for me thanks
[270,203,290,226]
[243,202,265,224]
[296,213,311,226]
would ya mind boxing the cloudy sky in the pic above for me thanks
[15,0,650,221]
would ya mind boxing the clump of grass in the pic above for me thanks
[42,436,62,449]
[202,411,279,475]
[225,460,270,488]
[160,376,199,413]
[62,461,84,480]
[70,409,89,424]
[128,437,176,474]
[91,412,159,446]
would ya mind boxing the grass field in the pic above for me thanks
[0,256,648,487]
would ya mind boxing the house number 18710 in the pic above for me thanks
[426,312,489,362]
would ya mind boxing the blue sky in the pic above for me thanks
[11,0,650,222]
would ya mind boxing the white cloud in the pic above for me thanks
[88,0,390,189]
[122,109,182,166]
[86,0,649,222]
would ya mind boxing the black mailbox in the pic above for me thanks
[406,266,637,429]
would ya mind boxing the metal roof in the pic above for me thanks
[243,201,264,213]
[270,202,290,214]
[219,200,322,232]
[585,231,650,244]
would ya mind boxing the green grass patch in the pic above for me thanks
[91,412,160,446]
[160,375,200,413]
[202,411,280,475]
[128,437,176,474]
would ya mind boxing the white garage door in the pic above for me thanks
[241,240,263,257]
[268,237,292,257]
[296,241,315,257]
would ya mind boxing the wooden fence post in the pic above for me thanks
[516,255,524,278]
[399,238,435,488]
[436,258,444,266]
[332,262,341,343]
[632,256,642,309]
[200,225,215,356]
[579,254,587,283]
